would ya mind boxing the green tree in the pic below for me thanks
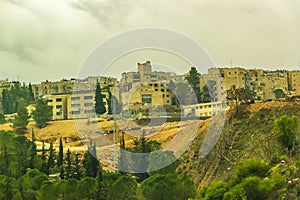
[83,143,99,178]
[111,176,137,200]
[29,128,37,169]
[58,137,64,179]
[199,181,228,200]
[38,181,60,200]
[141,174,196,200]
[273,89,286,99]
[185,67,201,103]
[95,81,106,115]
[46,143,55,175]
[65,149,72,179]
[18,169,49,199]
[232,158,270,184]
[33,98,53,128]
[73,153,82,180]
[2,89,13,114]
[129,131,161,181]
[13,98,29,134]
[28,83,35,102]
[273,115,299,154]
[0,113,6,124]
[0,175,18,200]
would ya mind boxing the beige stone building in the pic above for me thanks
[32,76,117,99]
[46,94,69,120]
[205,67,293,100]
[287,70,300,96]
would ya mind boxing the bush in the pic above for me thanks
[199,181,228,200]
[0,113,6,124]
[231,158,270,184]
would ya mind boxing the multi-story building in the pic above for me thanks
[182,101,227,117]
[205,67,293,100]
[32,76,117,99]
[45,94,69,120]
[287,70,300,96]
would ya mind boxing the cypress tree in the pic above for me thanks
[58,137,64,167]
[58,137,64,179]
[95,81,106,115]
[83,142,99,178]
[28,83,35,102]
[74,153,81,180]
[29,128,37,168]
[66,148,72,179]
[46,143,54,175]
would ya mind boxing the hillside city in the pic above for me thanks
[1,61,300,199]
[1,61,299,121]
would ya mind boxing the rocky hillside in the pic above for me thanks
[177,101,300,198]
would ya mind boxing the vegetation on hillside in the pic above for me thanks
[178,102,300,199]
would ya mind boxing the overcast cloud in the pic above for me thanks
[0,0,300,83]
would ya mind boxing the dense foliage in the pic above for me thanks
[0,130,196,200]
[1,82,34,114]
[32,98,53,128]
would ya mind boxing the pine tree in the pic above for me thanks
[74,153,82,180]
[33,98,53,128]
[83,142,99,178]
[0,145,9,175]
[46,143,54,175]
[13,98,29,134]
[185,67,202,103]
[106,89,113,115]
[28,83,35,102]
[58,137,64,167]
[2,89,13,114]
[65,149,72,179]
[58,137,64,179]
[29,128,37,168]
[96,166,106,200]
[95,81,106,115]
[41,141,47,173]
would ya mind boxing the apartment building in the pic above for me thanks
[46,94,68,120]
[32,76,117,99]
[287,71,300,96]
[205,67,296,100]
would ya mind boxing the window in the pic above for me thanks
[56,112,62,115]
[84,96,93,100]
[48,99,53,102]
[56,105,62,109]
[142,94,152,104]
[84,110,94,114]
[71,111,80,115]
[71,104,80,107]
[84,103,93,107]
[166,95,170,97]
[71,96,80,101]
[161,89,165,92]
[56,98,62,102]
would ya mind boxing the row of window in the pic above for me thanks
[71,96,93,101]
[71,110,94,115]
[195,104,222,109]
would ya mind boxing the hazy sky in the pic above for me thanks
[1,0,300,83]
